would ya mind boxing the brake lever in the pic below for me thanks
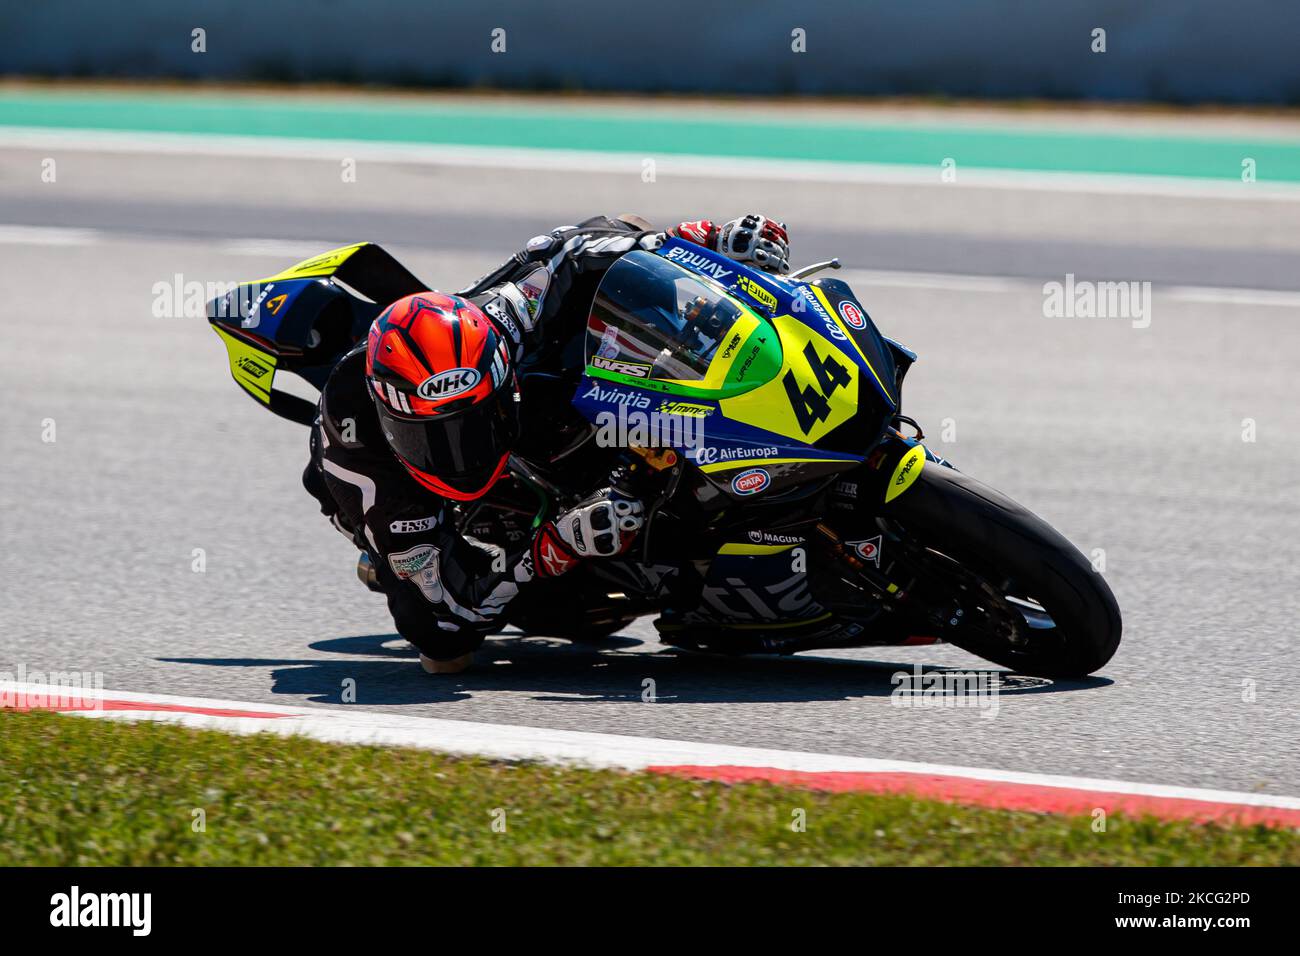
[789,258,842,280]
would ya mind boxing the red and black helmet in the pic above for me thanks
[366,292,518,501]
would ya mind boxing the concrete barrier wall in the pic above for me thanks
[3,0,1298,105]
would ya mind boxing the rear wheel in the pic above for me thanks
[880,464,1121,677]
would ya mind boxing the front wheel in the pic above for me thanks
[880,463,1122,678]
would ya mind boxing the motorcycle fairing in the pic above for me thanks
[801,282,897,407]
[583,242,895,435]
[257,243,371,284]
[670,540,827,627]
[571,371,865,502]
[716,312,860,445]
[576,240,904,501]
[652,238,898,407]
[206,242,429,424]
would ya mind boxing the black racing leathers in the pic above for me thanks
[303,216,664,659]
[458,215,665,372]
[306,346,535,659]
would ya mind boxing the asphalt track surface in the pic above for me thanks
[2,132,1298,796]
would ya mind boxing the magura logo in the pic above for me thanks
[417,367,480,400]
[749,529,804,545]
[838,300,867,330]
[730,468,771,496]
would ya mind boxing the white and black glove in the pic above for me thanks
[532,489,645,577]
[672,214,791,274]
[717,214,790,274]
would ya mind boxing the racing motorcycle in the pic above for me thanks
[207,238,1121,677]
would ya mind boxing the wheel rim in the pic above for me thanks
[881,524,1070,669]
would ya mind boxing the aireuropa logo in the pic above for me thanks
[0,665,104,711]
[1042,273,1152,329]
[50,886,151,936]
[889,664,1000,719]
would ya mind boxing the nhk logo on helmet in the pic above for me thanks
[417,367,481,401]
[730,468,770,496]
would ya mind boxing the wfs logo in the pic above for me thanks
[50,886,152,936]
[417,367,480,401]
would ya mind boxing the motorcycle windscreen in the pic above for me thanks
[584,251,781,399]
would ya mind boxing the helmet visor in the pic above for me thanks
[377,379,519,495]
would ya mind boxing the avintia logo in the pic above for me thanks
[417,367,480,400]
[582,383,651,409]
[730,467,770,496]
[665,247,733,282]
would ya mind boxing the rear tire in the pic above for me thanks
[882,464,1122,678]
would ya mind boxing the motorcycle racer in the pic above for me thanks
[303,213,791,673]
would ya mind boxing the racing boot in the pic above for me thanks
[419,652,475,675]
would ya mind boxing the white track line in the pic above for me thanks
[4,224,1298,308]
[0,224,100,246]
[837,268,1300,308]
[3,680,1297,815]
[216,238,341,258]
[5,125,1300,201]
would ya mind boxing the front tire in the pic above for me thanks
[881,463,1122,678]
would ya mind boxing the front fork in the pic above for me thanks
[812,429,954,640]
